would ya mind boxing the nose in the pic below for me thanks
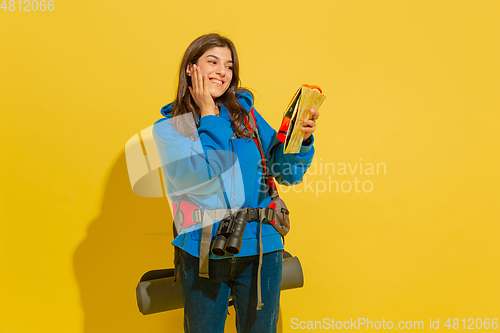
[215,63,226,77]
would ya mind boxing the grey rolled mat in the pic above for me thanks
[136,252,304,315]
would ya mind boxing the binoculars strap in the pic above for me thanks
[196,206,266,310]
[198,212,213,278]
[256,218,264,310]
[198,209,240,278]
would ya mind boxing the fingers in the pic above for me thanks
[302,123,316,141]
[192,64,200,92]
[203,72,211,94]
[302,109,319,126]
[301,108,319,141]
[188,64,216,117]
[301,120,316,132]
[191,64,210,97]
[309,109,320,121]
[302,119,316,127]
[189,65,203,102]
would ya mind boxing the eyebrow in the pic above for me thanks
[206,55,233,63]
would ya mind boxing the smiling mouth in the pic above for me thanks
[209,78,224,85]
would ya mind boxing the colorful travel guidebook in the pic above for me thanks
[278,85,326,154]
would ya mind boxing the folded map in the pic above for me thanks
[278,85,326,154]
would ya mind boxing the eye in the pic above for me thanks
[209,60,216,64]
[226,66,233,70]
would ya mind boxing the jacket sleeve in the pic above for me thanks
[238,92,315,186]
[153,112,238,199]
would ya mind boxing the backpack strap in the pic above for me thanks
[244,107,279,199]
[245,109,289,238]
[244,107,289,310]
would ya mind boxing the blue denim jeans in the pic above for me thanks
[178,249,283,333]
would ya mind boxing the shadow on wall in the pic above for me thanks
[73,151,283,333]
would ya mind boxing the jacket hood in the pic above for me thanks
[160,103,173,117]
[160,102,202,124]
[160,90,253,119]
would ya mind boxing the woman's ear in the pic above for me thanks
[186,64,192,76]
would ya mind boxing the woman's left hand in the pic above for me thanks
[302,109,319,141]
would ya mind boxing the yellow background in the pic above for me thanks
[1,0,499,332]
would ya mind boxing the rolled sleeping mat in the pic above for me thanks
[281,252,304,291]
[136,268,183,315]
[136,252,304,315]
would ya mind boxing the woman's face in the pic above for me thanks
[187,46,233,98]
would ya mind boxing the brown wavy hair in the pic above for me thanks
[169,33,254,139]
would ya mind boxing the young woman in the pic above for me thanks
[153,33,319,333]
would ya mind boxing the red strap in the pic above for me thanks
[267,201,277,225]
[277,117,290,143]
[172,200,200,229]
[244,107,268,176]
[245,107,280,202]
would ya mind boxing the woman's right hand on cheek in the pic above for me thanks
[188,64,217,117]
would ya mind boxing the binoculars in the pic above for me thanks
[211,211,247,257]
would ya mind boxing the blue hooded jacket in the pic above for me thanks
[153,90,314,259]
